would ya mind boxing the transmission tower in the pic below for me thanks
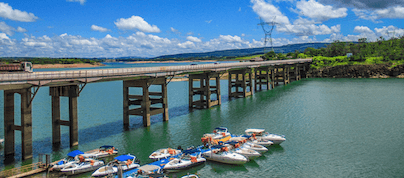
[258,16,278,53]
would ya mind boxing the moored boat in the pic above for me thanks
[163,149,206,172]
[201,127,232,145]
[245,128,286,145]
[201,145,248,165]
[242,142,268,153]
[225,141,261,160]
[149,148,182,161]
[60,158,104,175]
[92,154,140,177]
[126,164,167,178]
[51,150,96,171]
[86,145,118,158]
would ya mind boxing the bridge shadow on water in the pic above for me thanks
[3,96,232,165]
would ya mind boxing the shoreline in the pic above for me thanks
[33,63,105,69]
[124,60,217,64]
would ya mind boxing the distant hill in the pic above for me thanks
[118,42,330,60]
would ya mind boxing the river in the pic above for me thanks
[0,62,403,177]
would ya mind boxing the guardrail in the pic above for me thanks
[0,59,311,83]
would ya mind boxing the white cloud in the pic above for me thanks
[91,25,109,32]
[0,2,38,22]
[375,6,404,19]
[354,26,373,34]
[277,23,340,36]
[251,0,290,24]
[374,26,404,39]
[66,0,86,5]
[114,16,160,33]
[178,41,195,49]
[205,20,212,23]
[219,35,243,43]
[16,26,27,33]
[0,21,15,35]
[352,9,381,23]
[186,36,202,43]
[296,0,347,21]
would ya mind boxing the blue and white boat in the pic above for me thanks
[92,154,140,177]
[163,149,206,172]
[51,150,96,171]
[60,157,104,175]
[149,148,181,161]
[225,141,261,160]
[86,145,119,158]
[245,128,286,145]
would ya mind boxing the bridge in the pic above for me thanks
[0,59,311,161]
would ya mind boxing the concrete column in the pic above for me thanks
[228,72,232,98]
[68,86,78,147]
[216,76,221,105]
[20,88,33,160]
[52,95,61,145]
[205,75,211,108]
[123,83,129,128]
[4,90,15,158]
[142,85,151,127]
[162,82,169,121]
[270,67,275,89]
[189,76,193,108]
[248,71,253,96]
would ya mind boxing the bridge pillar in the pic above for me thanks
[300,62,310,78]
[274,65,290,85]
[49,85,79,147]
[123,77,168,127]
[290,64,301,82]
[3,88,33,160]
[254,66,274,91]
[189,72,221,109]
[228,68,253,98]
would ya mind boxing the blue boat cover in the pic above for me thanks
[214,127,227,131]
[114,155,134,161]
[100,145,114,149]
[241,135,252,138]
[67,150,84,157]
[226,141,239,145]
[211,145,224,149]
[182,149,199,155]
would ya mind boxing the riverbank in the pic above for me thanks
[126,60,217,64]
[307,64,404,78]
[33,63,105,69]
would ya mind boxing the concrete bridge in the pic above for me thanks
[0,59,311,160]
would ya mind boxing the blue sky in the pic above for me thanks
[0,0,403,58]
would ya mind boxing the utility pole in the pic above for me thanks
[258,16,278,53]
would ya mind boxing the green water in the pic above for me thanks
[1,78,404,177]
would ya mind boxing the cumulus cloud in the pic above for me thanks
[178,41,195,49]
[352,9,381,23]
[114,16,160,33]
[296,0,348,21]
[66,0,86,5]
[0,21,15,35]
[91,25,109,32]
[219,35,243,43]
[374,26,404,38]
[354,26,373,34]
[186,36,202,43]
[251,0,290,24]
[0,2,38,22]
[375,6,404,19]
[319,0,404,10]
[16,26,27,33]
[277,19,340,36]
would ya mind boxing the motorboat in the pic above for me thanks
[126,164,167,178]
[182,173,199,178]
[225,141,261,160]
[91,154,140,177]
[149,148,182,161]
[201,127,232,145]
[201,145,248,165]
[86,145,118,158]
[59,158,104,175]
[163,149,206,172]
[242,142,268,153]
[51,150,97,171]
[250,137,274,147]
[245,128,286,145]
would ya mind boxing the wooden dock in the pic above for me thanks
[0,154,50,178]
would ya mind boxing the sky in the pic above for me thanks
[0,0,403,58]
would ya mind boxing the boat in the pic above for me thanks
[59,158,104,175]
[201,127,232,145]
[126,165,167,178]
[249,136,274,147]
[242,142,268,153]
[91,154,140,177]
[225,141,261,160]
[149,148,182,161]
[201,145,248,165]
[163,149,206,172]
[182,173,199,178]
[51,150,97,171]
[86,145,118,158]
[245,128,286,145]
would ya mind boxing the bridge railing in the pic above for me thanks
[0,59,311,82]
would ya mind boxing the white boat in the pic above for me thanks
[242,142,268,153]
[51,150,97,171]
[149,148,182,161]
[60,158,104,175]
[245,128,286,145]
[127,165,166,178]
[86,145,118,158]
[251,138,274,147]
[91,154,140,177]
[163,149,206,172]
[182,173,199,178]
[201,145,248,165]
[225,141,261,160]
[201,127,232,145]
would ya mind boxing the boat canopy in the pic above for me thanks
[114,154,135,161]
[138,165,161,173]
[100,145,114,149]
[214,127,228,132]
[211,145,225,149]
[225,141,239,145]
[182,149,199,155]
[67,150,84,157]
[245,128,265,134]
